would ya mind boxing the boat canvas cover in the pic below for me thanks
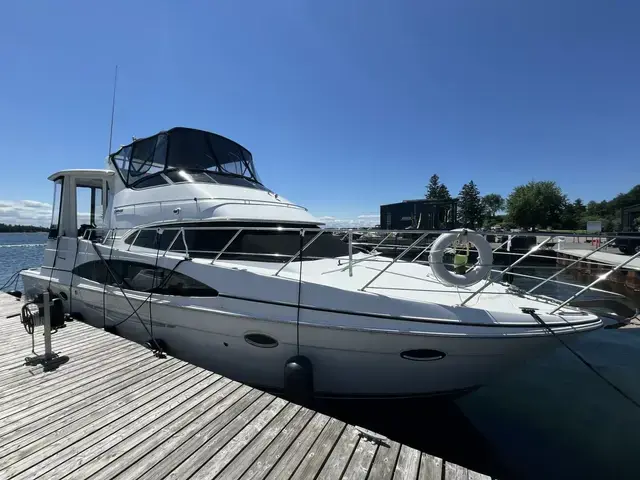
[110,127,261,186]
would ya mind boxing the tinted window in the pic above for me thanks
[73,260,217,296]
[124,229,187,251]
[207,173,259,189]
[164,169,268,191]
[73,260,109,284]
[125,224,358,262]
[132,174,168,189]
[227,230,353,261]
[164,169,216,184]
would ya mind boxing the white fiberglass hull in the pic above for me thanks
[21,266,601,398]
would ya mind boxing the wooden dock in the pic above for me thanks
[556,246,640,271]
[0,292,490,480]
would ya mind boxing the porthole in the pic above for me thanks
[400,349,446,361]
[244,333,278,348]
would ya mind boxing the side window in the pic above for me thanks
[73,260,217,297]
[119,262,160,291]
[49,178,64,239]
[73,261,109,284]
[124,229,187,252]
[155,271,218,297]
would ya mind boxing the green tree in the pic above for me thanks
[482,193,505,218]
[457,181,484,228]
[573,198,586,215]
[425,174,451,200]
[506,181,567,230]
[560,202,579,230]
[586,200,601,217]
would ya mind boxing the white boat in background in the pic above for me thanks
[21,127,604,399]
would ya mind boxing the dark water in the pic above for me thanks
[2,233,639,479]
[315,267,640,479]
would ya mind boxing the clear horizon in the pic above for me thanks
[2,1,639,227]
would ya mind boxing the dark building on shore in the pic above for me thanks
[380,198,458,230]
[622,204,640,231]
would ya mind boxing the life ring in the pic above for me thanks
[428,229,493,287]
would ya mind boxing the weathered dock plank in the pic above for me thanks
[241,408,316,479]
[0,292,492,480]
[393,445,421,479]
[418,452,443,480]
[341,436,378,480]
[287,416,343,480]
[368,439,401,480]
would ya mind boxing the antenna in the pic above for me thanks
[107,65,118,156]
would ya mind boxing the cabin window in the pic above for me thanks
[207,173,268,190]
[73,260,109,284]
[48,178,64,239]
[131,174,168,189]
[162,169,270,191]
[72,260,218,297]
[76,186,103,234]
[123,224,360,262]
[124,228,187,251]
[164,169,217,184]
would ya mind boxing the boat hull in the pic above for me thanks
[20,270,598,398]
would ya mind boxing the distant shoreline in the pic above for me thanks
[0,225,48,234]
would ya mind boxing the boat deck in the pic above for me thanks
[0,292,490,480]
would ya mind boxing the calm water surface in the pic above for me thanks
[1,232,639,479]
[0,232,47,290]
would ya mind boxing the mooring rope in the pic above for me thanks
[523,308,640,410]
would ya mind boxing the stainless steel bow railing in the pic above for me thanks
[91,225,639,311]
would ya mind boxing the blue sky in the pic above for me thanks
[1,1,639,226]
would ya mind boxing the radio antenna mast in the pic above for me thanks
[107,65,118,156]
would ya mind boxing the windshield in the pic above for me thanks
[167,128,261,183]
[110,127,262,187]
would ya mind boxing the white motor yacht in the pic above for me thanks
[21,127,603,399]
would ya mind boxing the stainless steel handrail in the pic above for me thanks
[87,225,638,313]
[348,231,353,277]
[274,229,324,276]
[549,249,640,314]
[212,228,243,263]
[115,224,640,239]
[528,238,617,294]
[162,229,182,257]
[360,233,428,291]
[460,236,555,306]
[180,227,189,258]
[493,269,626,298]
[127,230,141,251]
[410,240,436,263]
[369,232,394,253]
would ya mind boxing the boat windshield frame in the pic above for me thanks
[109,127,263,189]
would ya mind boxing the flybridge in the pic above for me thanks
[108,127,263,189]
